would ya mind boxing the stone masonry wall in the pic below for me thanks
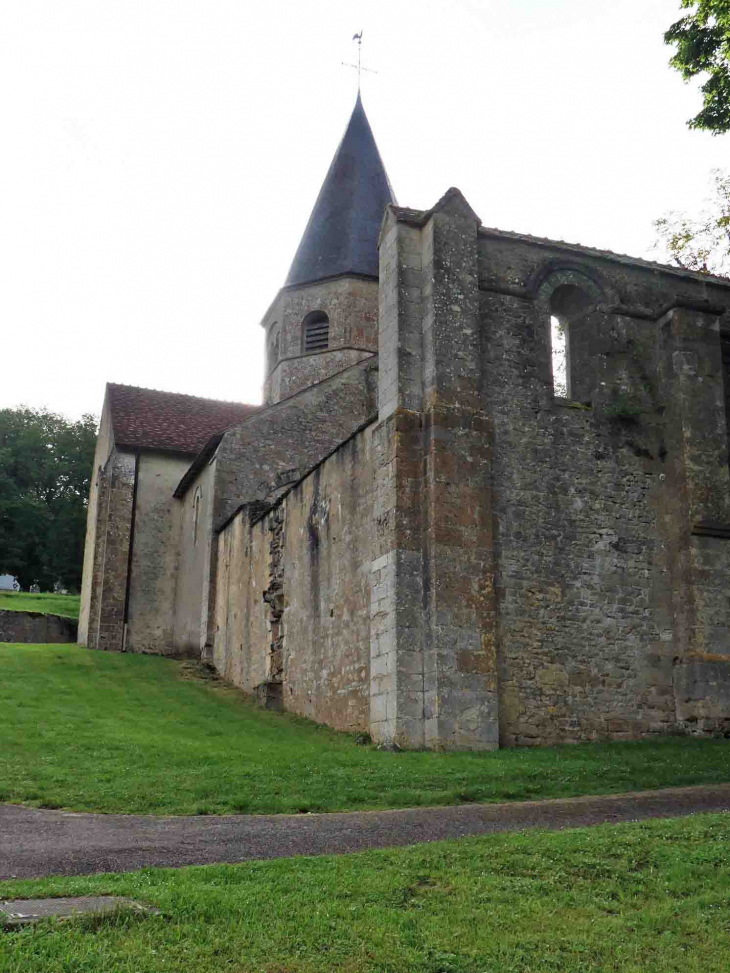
[281,430,373,730]
[214,356,377,532]
[85,447,136,652]
[178,357,377,661]
[0,610,78,644]
[476,231,730,744]
[372,192,498,750]
[126,451,189,655]
[373,188,730,749]
[482,289,673,744]
[213,426,374,732]
[270,348,374,405]
[263,276,378,404]
[173,458,217,658]
[214,509,269,692]
[78,395,114,645]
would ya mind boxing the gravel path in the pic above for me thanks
[2,784,729,880]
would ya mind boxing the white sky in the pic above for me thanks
[0,0,727,420]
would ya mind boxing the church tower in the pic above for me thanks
[262,93,395,405]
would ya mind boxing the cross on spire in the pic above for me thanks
[342,31,377,90]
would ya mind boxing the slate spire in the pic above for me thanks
[285,93,396,287]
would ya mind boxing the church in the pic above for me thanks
[80,94,730,750]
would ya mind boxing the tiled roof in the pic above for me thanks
[107,383,258,455]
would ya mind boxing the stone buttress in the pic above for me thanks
[370,190,498,749]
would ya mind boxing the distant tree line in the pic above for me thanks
[0,407,97,592]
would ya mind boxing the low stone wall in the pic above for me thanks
[0,610,78,644]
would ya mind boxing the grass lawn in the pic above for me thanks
[2,813,730,972]
[0,591,80,619]
[2,644,729,816]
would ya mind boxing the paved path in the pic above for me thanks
[2,784,729,880]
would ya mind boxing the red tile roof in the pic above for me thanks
[107,383,258,455]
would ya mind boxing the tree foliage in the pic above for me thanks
[665,0,730,134]
[0,408,97,592]
[653,168,730,276]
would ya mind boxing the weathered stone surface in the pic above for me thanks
[0,897,157,928]
[368,188,730,748]
[126,451,190,656]
[263,277,378,405]
[78,400,114,645]
[82,447,136,653]
[81,169,730,749]
[173,458,217,659]
[0,610,77,644]
[214,426,374,733]
[174,357,378,659]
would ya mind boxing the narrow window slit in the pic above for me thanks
[549,283,595,402]
[551,315,567,398]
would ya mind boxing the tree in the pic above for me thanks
[665,0,730,134]
[0,408,97,591]
[653,168,730,276]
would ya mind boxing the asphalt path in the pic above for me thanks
[2,784,729,880]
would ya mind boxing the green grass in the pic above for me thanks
[1,644,729,816]
[0,591,80,619]
[2,813,730,972]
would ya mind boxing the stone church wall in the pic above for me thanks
[175,357,378,663]
[80,417,191,655]
[214,507,269,693]
[214,425,374,732]
[125,451,189,655]
[481,296,673,744]
[476,233,730,745]
[83,447,136,652]
[78,397,114,645]
[173,458,217,658]
[213,356,378,532]
[371,190,730,749]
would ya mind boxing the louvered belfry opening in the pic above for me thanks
[303,311,330,353]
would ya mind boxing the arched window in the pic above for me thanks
[537,270,605,402]
[303,311,329,353]
[550,284,595,401]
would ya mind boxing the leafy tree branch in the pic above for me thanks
[665,0,730,134]
[653,168,730,276]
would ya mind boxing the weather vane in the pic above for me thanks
[342,31,377,90]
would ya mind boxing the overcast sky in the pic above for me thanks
[0,0,726,421]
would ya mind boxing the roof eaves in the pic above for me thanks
[173,432,226,499]
[477,225,730,288]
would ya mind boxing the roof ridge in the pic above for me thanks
[106,382,256,409]
[478,225,730,285]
